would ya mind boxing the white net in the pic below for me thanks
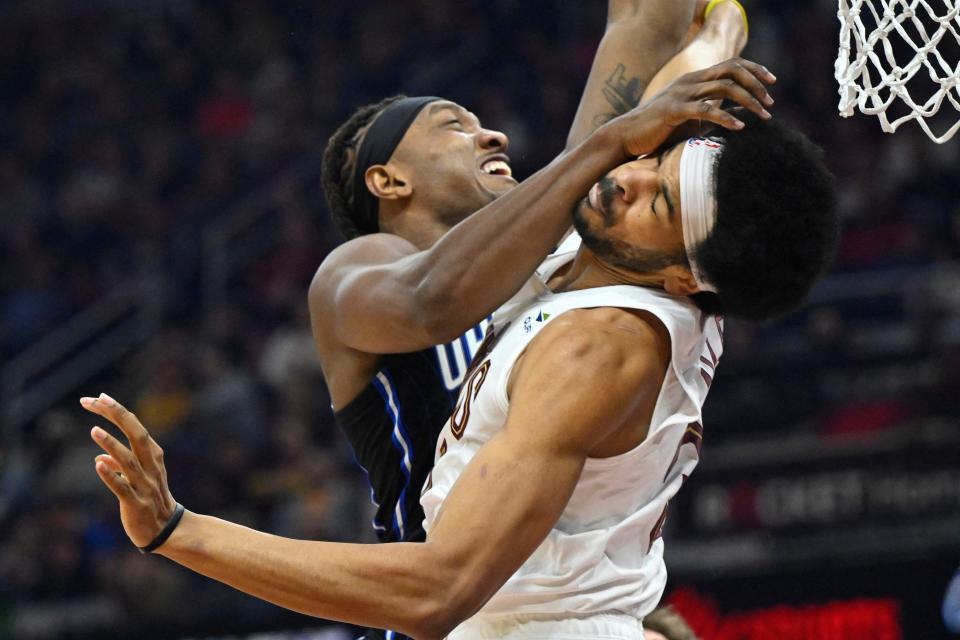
[836,0,960,143]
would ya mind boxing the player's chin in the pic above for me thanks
[479,172,517,194]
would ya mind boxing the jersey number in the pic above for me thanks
[449,359,491,440]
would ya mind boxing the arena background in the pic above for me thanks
[1,1,958,638]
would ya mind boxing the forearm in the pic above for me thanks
[640,2,748,103]
[566,0,695,149]
[607,0,644,23]
[411,127,627,341]
[159,511,449,639]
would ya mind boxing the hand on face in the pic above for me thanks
[609,57,776,158]
[82,393,178,549]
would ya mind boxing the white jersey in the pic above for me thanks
[421,250,724,625]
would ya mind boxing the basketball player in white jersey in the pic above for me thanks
[418,145,731,638]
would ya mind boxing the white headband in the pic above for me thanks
[678,137,724,294]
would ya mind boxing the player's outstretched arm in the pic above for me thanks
[313,59,774,355]
[565,0,697,150]
[639,0,750,104]
[80,312,665,639]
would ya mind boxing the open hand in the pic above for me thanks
[82,392,178,549]
[610,56,775,157]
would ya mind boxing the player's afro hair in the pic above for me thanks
[689,113,839,321]
[321,95,405,240]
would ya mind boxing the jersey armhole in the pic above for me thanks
[495,344,524,415]
[493,294,703,428]
[623,302,702,433]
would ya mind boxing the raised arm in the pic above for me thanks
[640,0,750,103]
[565,0,697,150]
[313,59,775,355]
[81,308,666,639]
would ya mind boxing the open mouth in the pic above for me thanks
[588,182,606,217]
[480,157,513,178]
[587,177,618,220]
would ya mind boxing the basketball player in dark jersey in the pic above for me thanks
[313,4,751,637]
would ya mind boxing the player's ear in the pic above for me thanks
[662,265,701,297]
[365,164,413,201]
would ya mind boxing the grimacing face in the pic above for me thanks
[572,141,689,275]
[388,100,517,227]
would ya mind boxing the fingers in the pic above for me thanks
[96,453,125,476]
[688,102,747,131]
[695,57,775,109]
[95,454,134,498]
[91,425,142,483]
[726,60,775,107]
[83,393,179,550]
[81,393,156,465]
[706,56,776,86]
[693,79,771,121]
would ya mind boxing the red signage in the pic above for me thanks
[666,587,902,640]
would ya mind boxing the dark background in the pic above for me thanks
[1,1,958,638]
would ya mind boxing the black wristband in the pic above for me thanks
[138,503,185,554]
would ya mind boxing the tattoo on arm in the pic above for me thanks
[592,63,644,127]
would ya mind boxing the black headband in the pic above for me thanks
[352,96,442,234]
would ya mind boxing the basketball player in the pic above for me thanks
[81,55,839,640]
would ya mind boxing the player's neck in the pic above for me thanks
[549,247,665,293]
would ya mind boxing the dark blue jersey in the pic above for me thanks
[334,319,490,543]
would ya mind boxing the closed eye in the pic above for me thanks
[650,191,660,218]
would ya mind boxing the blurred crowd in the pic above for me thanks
[1,1,959,637]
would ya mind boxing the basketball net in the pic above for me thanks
[836,0,960,143]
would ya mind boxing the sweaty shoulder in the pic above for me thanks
[552,307,668,344]
[310,233,417,302]
[522,307,670,372]
[308,233,422,405]
[506,306,672,456]
[308,232,420,332]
